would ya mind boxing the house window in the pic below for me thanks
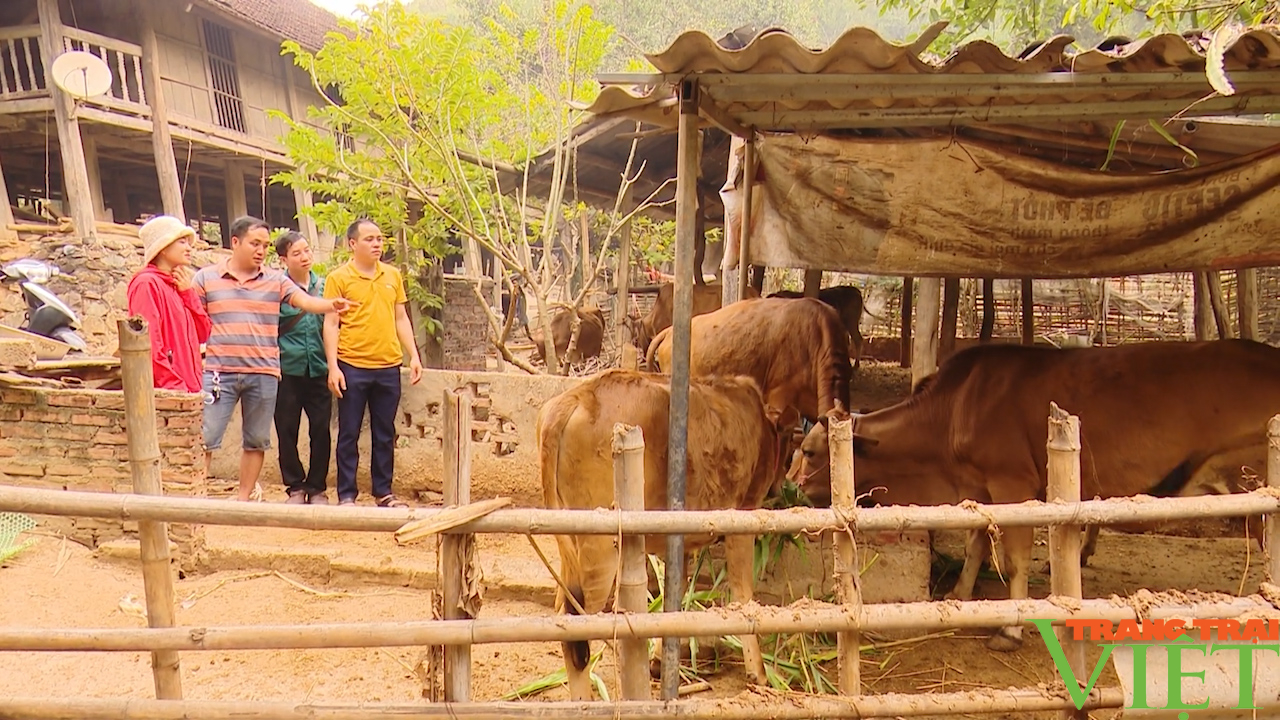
[201,20,246,133]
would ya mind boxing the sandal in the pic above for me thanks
[376,495,408,509]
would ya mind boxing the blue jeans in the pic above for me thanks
[335,361,401,501]
[201,370,279,451]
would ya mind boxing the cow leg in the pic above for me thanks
[1080,525,1099,567]
[946,528,991,601]
[559,536,618,701]
[725,533,767,686]
[986,525,1034,652]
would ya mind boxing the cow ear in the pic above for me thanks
[852,433,879,456]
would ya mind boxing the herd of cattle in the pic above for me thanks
[532,281,1279,699]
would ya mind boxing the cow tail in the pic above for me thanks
[537,398,591,671]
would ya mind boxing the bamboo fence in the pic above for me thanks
[3,320,1280,720]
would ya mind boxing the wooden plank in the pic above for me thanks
[224,161,247,223]
[82,135,107,220]
[37,0,97,242]
[939,277,960,361]
[441,389,474,702]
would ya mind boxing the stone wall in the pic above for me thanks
[0,387,207,570]
[0,229,228,355]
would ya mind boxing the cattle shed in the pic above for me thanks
[577,22,1280,697]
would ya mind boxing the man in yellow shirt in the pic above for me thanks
[323,218,424,508]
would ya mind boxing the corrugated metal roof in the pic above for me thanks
[582,26,1280,131]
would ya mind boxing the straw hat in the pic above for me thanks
[139,215,196,267]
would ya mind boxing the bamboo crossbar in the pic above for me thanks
[0,484,1276,536]
[2,595,1276,653]
[0,688,1128,720]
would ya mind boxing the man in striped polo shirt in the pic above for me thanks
[195,216,354,502]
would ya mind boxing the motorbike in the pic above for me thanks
[0,259,88,352]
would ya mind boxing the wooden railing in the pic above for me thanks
[61,26,148,115]
[0,25,45,99]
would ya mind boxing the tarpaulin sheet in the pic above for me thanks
[720,134,1280,278]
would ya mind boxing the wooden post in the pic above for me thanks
[82,135,106,221]
[899,277,913,367]
[979,277,995,342]
[37,0,96,241]
[615,183,635,352]
[613,423,650,700]
[0,150,16,242]
[939,277,960,361]
[1020,278,1034,345]
[1267,416,1280,584]
[140,12,185,222]
[441,388,474,702]
[827,415,861,695]
[1046,402,1084,720]
[1193,271,1213,341]
[1097,278,1110,346]
[750,265,764,294]
[911,278,940,389]
[224,162,248,225]
[803,269,823,298]
[1206,270,1234,339]
[1237,269,1259,341]
[117,318,183,700]
[662,78,700,702]
[736,140,755,303]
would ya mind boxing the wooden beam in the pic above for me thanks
[735,140,755,302]
[82,135,107,221]
[697,93,751,138]
[803,269,822,298]
[37,0,96,241]
[1020,278,1034,345]
[140,11,185,221]
[899,276,913,367]
[939,277,960,361]
[911,278,940,388]
[1237,268,1258,341]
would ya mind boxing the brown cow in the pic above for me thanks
[791,339,1280,651]
[630,281,761,356]
[768,285,866,368]
[528,306,606,366]
[538,369,789,700]
[646,297,852,427]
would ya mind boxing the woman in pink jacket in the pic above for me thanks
[126,215,212,392]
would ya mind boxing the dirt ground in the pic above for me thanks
[0,360,1268,717]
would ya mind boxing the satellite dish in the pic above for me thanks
[50,51,113,99]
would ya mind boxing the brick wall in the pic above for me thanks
[441,276,491,371]
[0,387,207,570]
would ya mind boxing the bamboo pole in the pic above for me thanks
[613,423,650,701]
[1046,403,1085,720]
[1267,415,1280,583]
[117,318,183,700]
[441,388,473,702]
[0,687,1128,720]
[828,416,860,695]
[2,594,1275,653]
[2,484,1279,537]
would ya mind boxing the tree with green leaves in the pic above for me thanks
[273,0,665,374]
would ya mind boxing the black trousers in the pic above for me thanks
[335,361,401,501]
[274,373,332,495]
